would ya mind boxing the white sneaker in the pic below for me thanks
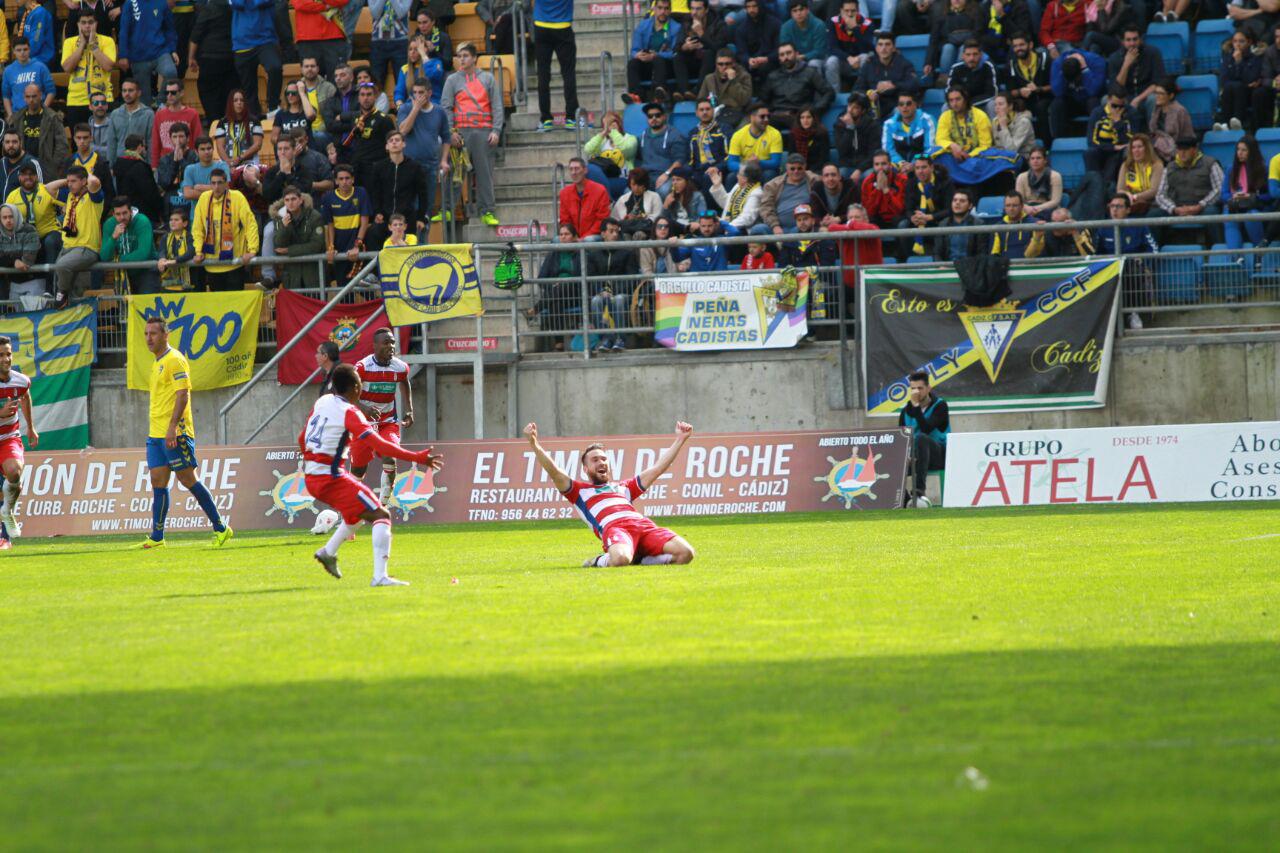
[1,510,20,538]
[1212,122,1227,132]
[1128,312,1144,330]
[371,576,409,586]
[914,495,933,509]
[314,549,341,579]
[1229,118,1243,130]
[582,554,608,567]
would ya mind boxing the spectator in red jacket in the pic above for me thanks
[1039,0,1087,56]
[859,150,907,228]
[559,156,613,240]
[827,203,884,285]
[295,0,351,78]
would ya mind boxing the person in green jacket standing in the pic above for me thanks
[270,184,327,289]
[100,196,159,294]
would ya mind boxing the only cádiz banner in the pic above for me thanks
[860,259,1123,416]
[379,244,484,326]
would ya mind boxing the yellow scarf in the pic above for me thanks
[1124,161,1153,193]
[952,111,980,152]
[1016,53,1039,83]
[727,182,759,219]
[988,5,1002,34]
[203,193,235,260]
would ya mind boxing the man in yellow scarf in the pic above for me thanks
[192,167,259,291]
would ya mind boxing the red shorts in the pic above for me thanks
[350,420,401,468]
[601,517,677,561]
[305,472,382,525]
[0,435,23,467]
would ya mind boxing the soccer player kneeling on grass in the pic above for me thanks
[523,420,696,568]
[303,364,443,586]
[0,336,35,548]
[135,317,233,549]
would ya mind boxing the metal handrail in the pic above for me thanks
[600,50,614,112]
[621,0,635,59]
[440,168,458,242]
[216,256,380,443]
[505,210,1280,254]
[513,1,530,107]
[574,106,589,150]
[550,162,566,236]
[239,302,389,445]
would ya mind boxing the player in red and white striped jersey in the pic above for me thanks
[301,363,442,586]
[0,336,36,548]
[524,421,696,568]
[353,328,413,503]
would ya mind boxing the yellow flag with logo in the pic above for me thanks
[378,244,484,326]
[126,292,263,390]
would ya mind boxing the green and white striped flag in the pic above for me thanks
[0,301,96,450]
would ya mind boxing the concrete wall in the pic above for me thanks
[84,336,1280,449]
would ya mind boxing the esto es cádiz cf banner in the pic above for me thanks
[10,429,909,537]
[944,421,1280,507]
[861,259,1122,416]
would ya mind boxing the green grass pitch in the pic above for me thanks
[2,503,1279,850]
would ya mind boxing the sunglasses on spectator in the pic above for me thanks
[646,112,663,119]
[716,61,732,67]
[91,100,106,106]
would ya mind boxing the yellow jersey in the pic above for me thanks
[6,184,60,237]
[61,33,117,107]
[57,186,105,251]
[729,124,784,163]
[149,347,194,439]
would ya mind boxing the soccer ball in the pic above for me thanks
[311,509,340,535]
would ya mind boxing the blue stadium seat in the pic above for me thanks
[1257,127,1280,164]
[907,255,935,263]
[1205,244,1254,300]
[670,102,698,137]
[1201,129,1244,168]
[1156,245,1204,304]
[880,257,899,264]
[1050,137,1087,192]
[922,88,946,122]
[823,93,849,134]
[897,34,929,74]
[1176,75,1218,132]
[977,195,1005,221]
[1146,22,1190,75]
[1193,19,1234,73]
[623,103,647,138]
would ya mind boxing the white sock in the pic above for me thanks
[323,521,357,556]
[380,467,395,499]
[640,555,675,565]
[2,479,18,514]
[371,519,392,580]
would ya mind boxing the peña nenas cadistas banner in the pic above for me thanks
[860,259,1123,416]
[10,429,910,537]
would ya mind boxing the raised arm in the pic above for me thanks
[637,421,693,489]
[523,421,571,492]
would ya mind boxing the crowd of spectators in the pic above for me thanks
[0,0,512,309]
[543,0,1280,341]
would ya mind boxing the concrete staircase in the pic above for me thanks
[425,3,628,351]
[459,5,629,243]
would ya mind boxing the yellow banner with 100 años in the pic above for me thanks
[378,244,484,326]
[126,292,263,390]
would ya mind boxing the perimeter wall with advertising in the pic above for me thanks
[14,430,909,537]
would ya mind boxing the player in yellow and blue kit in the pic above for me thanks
[134,316,233,549]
